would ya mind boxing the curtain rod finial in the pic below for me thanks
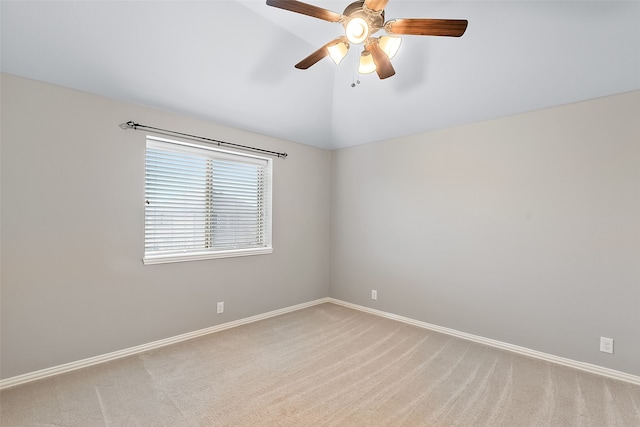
[119,121,137,130]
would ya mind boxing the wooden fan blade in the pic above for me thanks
[295,47,328,69]
[366,42,395,79]
[364,0,389,12]
[387,18,468,37]
[266,0,342,22]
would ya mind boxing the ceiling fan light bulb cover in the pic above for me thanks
[358,51,376,74]
[379,35,401,59]
[346,17,369,44]
[327,41,349,65]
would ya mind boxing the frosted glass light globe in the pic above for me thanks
[346,17,369,44]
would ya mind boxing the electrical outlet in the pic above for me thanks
[371,290,377,300]
[217,302,224,314]
[600,337,613,354]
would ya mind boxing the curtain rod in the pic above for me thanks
[120,121,288,159]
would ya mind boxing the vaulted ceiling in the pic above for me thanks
[2,1,639,150]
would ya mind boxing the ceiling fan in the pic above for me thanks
[266,0,468,79]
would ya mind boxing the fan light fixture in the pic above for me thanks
[378,35,401,59]
[345,16,369,44]
[358,51,376,74]
[327,39,349,65]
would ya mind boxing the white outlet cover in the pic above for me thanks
[599,337,613,354]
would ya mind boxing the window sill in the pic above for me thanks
[143,247,273,265]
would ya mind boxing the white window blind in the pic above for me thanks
[144,136,272,264]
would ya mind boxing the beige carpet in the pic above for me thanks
[1,303,639,426]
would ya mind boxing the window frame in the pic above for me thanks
[143,135,273,265]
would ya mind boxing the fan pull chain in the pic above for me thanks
[351,50,361,88]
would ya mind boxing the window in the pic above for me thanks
[144,136,272,264]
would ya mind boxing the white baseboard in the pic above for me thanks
[327,298,640,386]
[0,298,331,390]
[3,296,638,390]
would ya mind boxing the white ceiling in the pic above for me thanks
[2,1,639,150]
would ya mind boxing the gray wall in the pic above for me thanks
[1,74,331,379]
[330,91,640,376]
